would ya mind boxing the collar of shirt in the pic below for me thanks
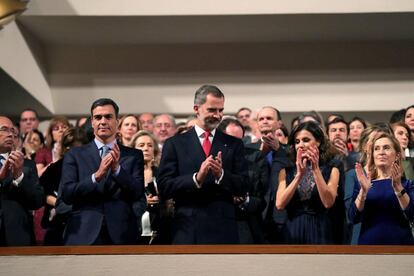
[194,124,216,143]
[94,138,117,150]
[0,153,9,162]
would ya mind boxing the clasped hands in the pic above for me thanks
[0,150,24,181]
[196,151,223,185]
[333,138,348,156]
[296,146,319,176]
[95,144,120,182]
[261,132,279,153]
[233,193,248,205]
[146,194,160,206]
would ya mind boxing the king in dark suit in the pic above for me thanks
[157,85,249,244]
[60,98,144,245]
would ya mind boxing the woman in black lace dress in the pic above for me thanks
[276,121,340,244]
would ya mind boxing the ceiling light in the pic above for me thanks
[0,0,30,29]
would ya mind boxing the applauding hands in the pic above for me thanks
[0,150,24,181]
[296,145,320,177]
[355,162,371,194]
[95,143,121,182]
[261,131,280,153]
[196,151,223,185]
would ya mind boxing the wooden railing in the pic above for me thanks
[0,245,413,256]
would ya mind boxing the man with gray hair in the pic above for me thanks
[157,84,249,244]
[153,114,177,150]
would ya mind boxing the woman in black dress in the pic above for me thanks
[130,130,172,244]
[276,121,340,244]
[40,127,88,245]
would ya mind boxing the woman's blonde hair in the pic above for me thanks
[117,114,140,145]
[358,124,392,166]
[367,132,402,180]
[129,130,160,166]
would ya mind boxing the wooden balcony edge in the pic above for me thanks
[0,245,413,256]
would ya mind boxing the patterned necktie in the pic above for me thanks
[101,145,111,158]
[202,131,211,157]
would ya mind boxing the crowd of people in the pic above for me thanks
[0,86,413,246]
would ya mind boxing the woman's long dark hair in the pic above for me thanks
[288,121,336,164]
[59,127,88,159]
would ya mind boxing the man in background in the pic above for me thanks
[139,112,155,133]
[19,108,40,137]
[153,114,177,150]
[0,116,43,246]
[218,118,267,243]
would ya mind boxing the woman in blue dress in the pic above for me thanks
[344,124,393,244]
[349,133,414,245]
[276,121,340,244]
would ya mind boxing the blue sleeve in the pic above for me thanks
[402,179,414,219]
[347,174,363,224]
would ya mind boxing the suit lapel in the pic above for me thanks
[85,142,101,171]
[185,128,206,166]
[211,130,229,158]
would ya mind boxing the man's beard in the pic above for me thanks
[204,117,220,130]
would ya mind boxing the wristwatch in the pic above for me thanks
[395,188,407,198]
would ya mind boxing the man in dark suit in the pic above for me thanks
[157,85,249,244]
[0,116,44,246]
[246,106,290,243]
[218,118,268,243]
[60,98,144,245]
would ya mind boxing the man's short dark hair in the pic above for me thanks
[389,109,406,124]
[236,107,252,117]
[299,111,323,125]
[90,98,119,117]
[349,116,367,129]
[326,117,349,134]
[218,118,245,137]
[20,108,39,119]
[326,113,344,123]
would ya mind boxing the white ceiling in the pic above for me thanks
[1,5,414,119]
[16,13,414,46]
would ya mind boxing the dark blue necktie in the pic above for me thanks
[266,152,273,167]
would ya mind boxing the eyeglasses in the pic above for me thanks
[0,126,18,136]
